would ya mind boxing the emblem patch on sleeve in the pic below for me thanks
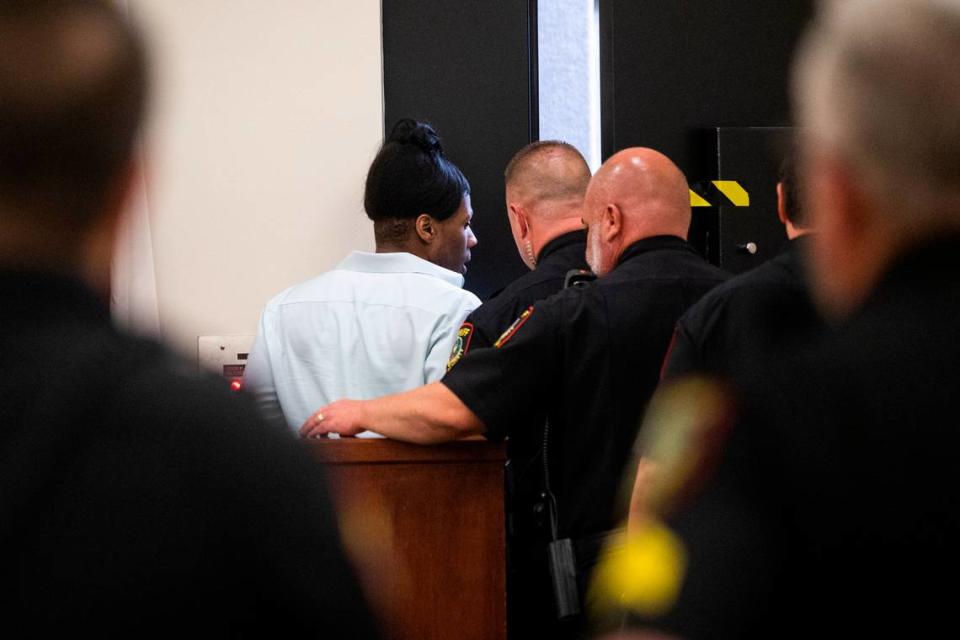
[493,306,534,348]
[637,376,736,515]
[446,322,475,371]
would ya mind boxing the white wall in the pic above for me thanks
[538,0,601,170]
[127,0,383,358]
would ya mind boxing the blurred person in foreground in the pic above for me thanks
[244,119,480,433]
[597,1,960,637]
[0,1,377,636]
[304,147,728,639]
[448,140,591,368]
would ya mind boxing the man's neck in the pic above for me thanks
[0,217,109,298]
[786,222,812,240]
[375,240,430,262]
[0,220,79,273]
[533,218,586,261]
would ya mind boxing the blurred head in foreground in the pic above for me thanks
[0,0,147,291]
[794,0,960,317]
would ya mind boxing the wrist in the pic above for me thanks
[356,399,375,434]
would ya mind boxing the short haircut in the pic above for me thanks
[778,149,806,228]
[0,0,147,230]
[364,119,470,244]
[794,0,960,229]
[503,140,591,204]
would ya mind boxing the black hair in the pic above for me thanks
[364,119,470,241]
[778,151,806,228]
[0,0,147,230]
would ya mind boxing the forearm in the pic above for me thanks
[628,458,658,536]
[359,382,484,444]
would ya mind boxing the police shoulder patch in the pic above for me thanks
[446,322,474,371]
[637,376,737,516]
[493,306,534,348]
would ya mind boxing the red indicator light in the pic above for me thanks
[229,380,242,392]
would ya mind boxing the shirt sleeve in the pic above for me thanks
[242,309,286,428]
[660,292,727,380]
[442,301,560,441]
[424,290,481,383]
[660,320,703,380]
[458,302,502,353]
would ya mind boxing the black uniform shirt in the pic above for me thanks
[454,230,588,358]
[662,235,820,380]
[443,236,729,541]
[638,236,960,639]
[0,271,378,637]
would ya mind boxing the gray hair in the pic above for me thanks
[794,0,960,231]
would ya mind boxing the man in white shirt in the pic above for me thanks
[244,119,480,432]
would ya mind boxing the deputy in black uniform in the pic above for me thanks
[304,148,729,638]
[660,152,819,381]
[449,141,590,365]
[618,1,960,637]
[446,140,591,636]
[0,2,376,636]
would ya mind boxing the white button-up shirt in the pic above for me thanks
[243,251,481,433]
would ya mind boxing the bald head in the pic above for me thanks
[583,148,691,275]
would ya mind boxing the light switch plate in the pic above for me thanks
[198,334,256,390]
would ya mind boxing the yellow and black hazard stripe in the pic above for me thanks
[689,180,750,207]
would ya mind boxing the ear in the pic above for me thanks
[510,204,531,238]
[776,182,789,226]
[603,204,623,241]
[414,213,437,244]
[805,153,879,318]
[820,160,870,251]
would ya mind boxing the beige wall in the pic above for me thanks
[128,0,382,358]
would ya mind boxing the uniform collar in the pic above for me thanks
[537,230,587,265]
[615,235,695,267]
[336,251,465,287]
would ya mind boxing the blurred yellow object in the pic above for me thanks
[589,520,687,618]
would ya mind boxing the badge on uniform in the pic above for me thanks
[494,306,534,348]
[446,322,474,371]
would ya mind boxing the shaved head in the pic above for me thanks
[584,148,691,275]
[505,141,591,214]
[503,140,592,269]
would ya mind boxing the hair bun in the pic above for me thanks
[388,118,444,155]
